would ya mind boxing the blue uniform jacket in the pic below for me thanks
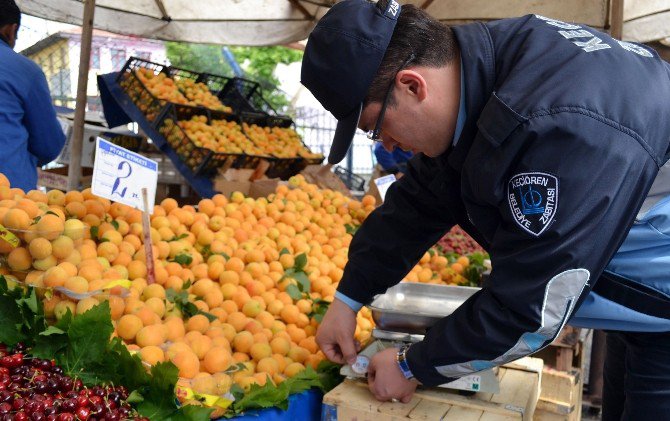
[337,15,670,386]
[0,40,65,191]
[374,142,413,174]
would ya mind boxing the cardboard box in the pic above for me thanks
[301,165,351,197]
[38,166,92,191]
[213,168,280,199]
[249,179,280,198]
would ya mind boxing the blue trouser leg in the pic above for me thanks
[602,331,670,420]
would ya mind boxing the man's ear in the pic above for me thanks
[396,69,427,101]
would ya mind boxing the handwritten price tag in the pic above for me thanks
[91,138,158,213]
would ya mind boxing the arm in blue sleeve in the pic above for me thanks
[334,291,364,312]
[374,143,400,172]
[23,71,66,166]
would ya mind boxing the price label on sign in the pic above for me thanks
[92,137,158,213]
[374,174,397,202]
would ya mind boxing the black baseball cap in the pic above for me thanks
[301,0,400,164]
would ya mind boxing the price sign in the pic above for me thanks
[91,137,158,213]
[374,174,397,202]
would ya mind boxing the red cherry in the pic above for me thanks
[75,407,90,420]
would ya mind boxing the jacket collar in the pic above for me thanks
[445,22,496,172]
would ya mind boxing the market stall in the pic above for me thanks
[7,1,670,420]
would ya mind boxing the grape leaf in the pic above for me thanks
[0,295,27,346]
[231,380,290,413]
[135,363,212,421]
[0,277,47,347]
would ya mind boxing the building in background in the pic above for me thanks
[20,28,166,111]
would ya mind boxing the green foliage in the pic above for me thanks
[130,363,213,420]
[226,363,340,417]
[166,288,216,321]
[0,277,48,347]
[170,253,194,266]
[166,42,233,76]
[229,46,303,112]
[165,42,303,112]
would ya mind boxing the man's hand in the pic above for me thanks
[368,347,419,402]
[316,298,359,365]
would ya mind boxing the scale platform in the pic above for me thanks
[341,331,500,394]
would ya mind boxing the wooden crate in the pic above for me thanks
[532,327,582,371]
[535,368,583,421]
[322,357,543,421]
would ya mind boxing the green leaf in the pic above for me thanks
[279,248,290,256]
[219,252,231,260]
[231,379,290,413]
[106,337,151,391]
[169,233,189,242]
[0,279,47,348]
[40,326,66,336]
[61,301,114,381]
[172,254,193,266]
[111,220,120,230]
[136,362,182,420]
[127,390,145,404]
[285,284,302,301]
[284,366,320,395]
[294,253,308,271]
[166,288,178,302]
[182,280,192,290]
[0,295,29,346]
[196,310,217,322]
[345,224,359,235]
[90,225,99,239]
[292,271,310,293]
[171,405,215,421]
[316,360,344,393]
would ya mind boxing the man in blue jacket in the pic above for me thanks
[0,0,66,192]
[301,1,670,419]
[374,142,412,176]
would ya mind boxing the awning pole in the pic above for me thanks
[67,0,96,191]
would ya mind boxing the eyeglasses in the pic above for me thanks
[366,53,416,142]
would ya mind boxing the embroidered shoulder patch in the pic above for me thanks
[507,172,558,236]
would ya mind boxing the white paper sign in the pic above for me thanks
[374,174,397,202]
[92,137,158,213]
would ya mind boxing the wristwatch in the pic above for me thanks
[396,345,415,380]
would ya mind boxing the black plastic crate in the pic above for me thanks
[333,166,366,191]
[101,133,143,152]
[217,77,280,116]
[156,104,271,176]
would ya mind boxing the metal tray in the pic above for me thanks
[368,282,480,333]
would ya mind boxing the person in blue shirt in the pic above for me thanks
[301,1,670,419]
[373,142,412,176]
[0,0,66,192]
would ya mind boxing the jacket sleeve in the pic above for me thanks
[405,112,660,386]
[336,153,456,304]
[23,69,66,166]
[373,143,399,173]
